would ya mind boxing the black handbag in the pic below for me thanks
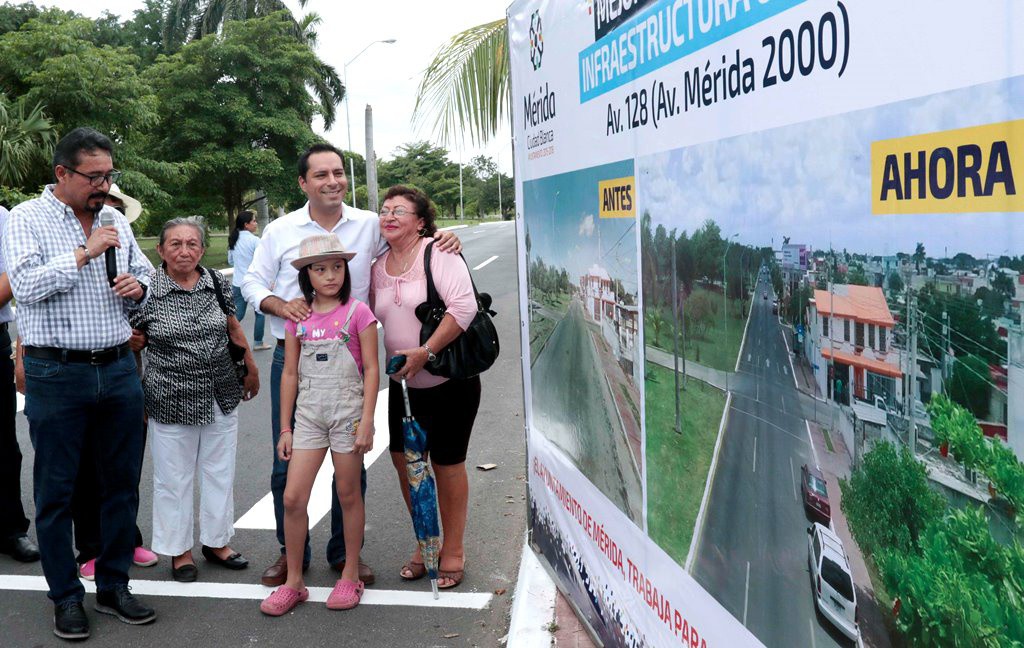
[414,241,499,379]
[205,266,248,383]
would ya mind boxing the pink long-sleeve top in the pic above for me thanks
[370,237,478,388]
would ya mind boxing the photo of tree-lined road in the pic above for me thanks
[638,75,1024,647]
[523,161,644,525]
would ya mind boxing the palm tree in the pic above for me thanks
[0,94,56,188]
[164,0,345,128]
[412,19,509,147]
[913,242,926,275]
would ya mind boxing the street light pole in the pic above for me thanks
[344,38,396,209]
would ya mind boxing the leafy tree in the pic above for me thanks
[377,141,463,217]
[144,12,321,222]
[0,93,55,187]
[683,290,715,340]
[952,252,977,270]
[887,270,904,295]
[974,286,1006,319]
[916,286,1006,364]
[991,272,1016,301]
[164,0,344,128]
[0,11,172,199]
[948,355,993,419]
[0,2,43,36]
[847,264,869,286]
[839,442,944,556]
[878,507,1024,646]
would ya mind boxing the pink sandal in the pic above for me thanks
[326,578,364,610]
[260,585,309,616]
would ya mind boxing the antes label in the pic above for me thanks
[598,176,636,217]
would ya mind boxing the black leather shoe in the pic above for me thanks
[94,586,156,625]
[201,545,248,570]
[54,600,90,640]
[0,535,40,562]
[172,562,198,582]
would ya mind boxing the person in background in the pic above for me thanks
[4,126,156,640]
[71,185,158,581]
[0,203,40,565]
[130,217,259,583]
[228,211,270,350]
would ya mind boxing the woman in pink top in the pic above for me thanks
[370,185,479,589]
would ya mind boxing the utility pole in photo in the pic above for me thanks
[908,291,919,455]
[672,245,682,434]
[364,105,379,213]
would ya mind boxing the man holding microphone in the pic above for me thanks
[4,127,156,640]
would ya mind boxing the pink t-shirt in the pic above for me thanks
[284,300,377,375]
[370,238,477,388]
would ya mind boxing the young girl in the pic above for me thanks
[260,234,378,616]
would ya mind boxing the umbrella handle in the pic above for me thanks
[401,377,413,418]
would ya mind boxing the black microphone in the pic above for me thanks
[99,211,117,286]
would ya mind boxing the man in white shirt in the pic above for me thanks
[242,142,460,586]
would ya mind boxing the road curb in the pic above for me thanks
[507,539,557,647]
[685,390,734,572]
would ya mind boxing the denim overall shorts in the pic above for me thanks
[292,302,364,453]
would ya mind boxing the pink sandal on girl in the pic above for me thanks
[260,585,309,616]
[326,578,364,610]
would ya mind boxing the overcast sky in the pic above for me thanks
[38,0,514,174]
[639,75,1024,260]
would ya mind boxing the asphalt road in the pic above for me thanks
[530,299,643,524]
[691,273,856,648]
[0,220,529,647]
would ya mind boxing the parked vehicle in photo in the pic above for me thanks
[807,523,859,642]
[800,464,831,522]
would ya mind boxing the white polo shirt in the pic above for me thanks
[241,202,387,340]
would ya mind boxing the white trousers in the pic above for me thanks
[150,403,238,556]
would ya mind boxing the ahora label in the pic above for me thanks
[872,120,1021,214]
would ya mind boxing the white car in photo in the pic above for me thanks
[807,523,859,641]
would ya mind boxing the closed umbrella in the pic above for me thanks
[388,355,442,598]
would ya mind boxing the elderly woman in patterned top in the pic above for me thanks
[129,217,259,582]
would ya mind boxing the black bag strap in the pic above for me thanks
[422,241,495,316]
[203,265,232,317]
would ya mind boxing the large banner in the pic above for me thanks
[509,1,1023,646]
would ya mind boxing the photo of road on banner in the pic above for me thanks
[639,75,1024,647]
[523,160,644,526]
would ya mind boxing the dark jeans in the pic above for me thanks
[233,285,266,344]
[0,330,30,541]
[71,426,146,564]
[24,352,144,604]
[271,344,365,566]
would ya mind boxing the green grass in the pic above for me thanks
[645,287,748,373]
[822,428,835,453]
[645,362,727,566]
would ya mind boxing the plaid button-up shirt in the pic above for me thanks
[3,185,153,350]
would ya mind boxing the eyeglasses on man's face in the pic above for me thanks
[64,167,122,188]
[379,207,416,218]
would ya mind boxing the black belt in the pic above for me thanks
[277,339,285,348]
[25,343,132,366]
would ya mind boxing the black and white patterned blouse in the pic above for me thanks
[130,266,243,426]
